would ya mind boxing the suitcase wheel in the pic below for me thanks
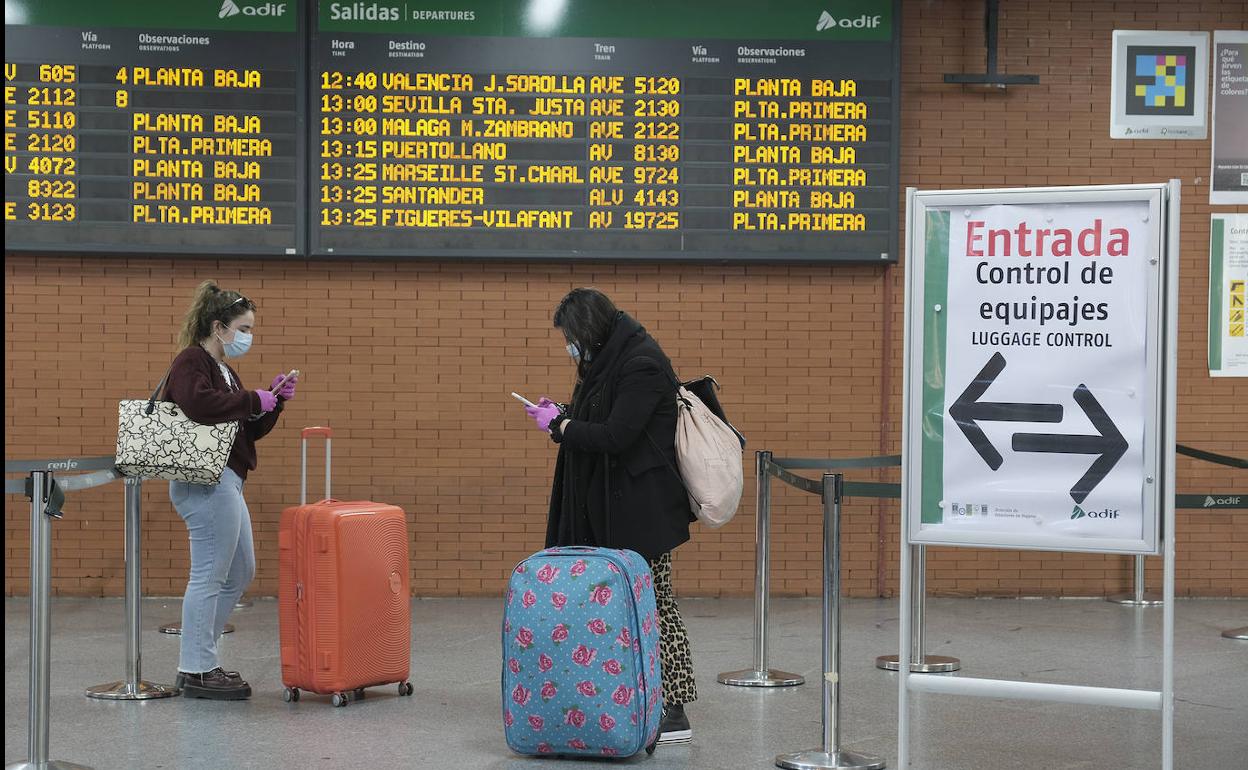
[282,687,300,703]
[331,692,349,707]
[646,737,658,756]
[354,688,366,700]
[399,681,414,697]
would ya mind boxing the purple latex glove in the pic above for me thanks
[524,402,561,432]
[255,389,279,414]
[271,372,298,400]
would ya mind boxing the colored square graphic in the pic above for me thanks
[1125,45,1197,116]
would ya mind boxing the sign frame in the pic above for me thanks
[1210,30,1248,204]
[897,181,1180,769]
[1110,30,1209,140]
[1209,213,1248,377]
[901,183,1176,556]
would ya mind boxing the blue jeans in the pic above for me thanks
[169,468,255,674]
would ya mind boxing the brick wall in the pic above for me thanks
[5,0,1246,599]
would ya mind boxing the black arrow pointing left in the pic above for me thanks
[949,352,1065,471]
[1011,384,1128,504]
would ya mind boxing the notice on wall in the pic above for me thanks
[1110,30,1208,140]
[1209,214,1248,377]
[1211,31,1248,204]
[905,186,1169,554]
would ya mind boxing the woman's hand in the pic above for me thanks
[524,401,561,432]
[254,389,278,413]
[270,372,298,400]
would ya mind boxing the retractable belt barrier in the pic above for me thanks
[1110,445,1246,608]
[718,446,1246,686]
[5,455,185,770]
[5,456,122,770]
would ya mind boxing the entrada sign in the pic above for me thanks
[904,184,1175,554]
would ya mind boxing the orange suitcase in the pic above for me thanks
[278,427,412,706]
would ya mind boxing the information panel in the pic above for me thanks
[903,185,1174,555]
[3,1,305,254]
[310,1,898,261]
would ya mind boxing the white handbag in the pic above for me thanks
[115,369,239,484]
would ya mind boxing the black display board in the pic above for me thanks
[3,0,305,254]
[311,0,900,262]
[5,1,899,262]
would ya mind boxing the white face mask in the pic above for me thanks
[566,342,580,360]
[217,327,252,358]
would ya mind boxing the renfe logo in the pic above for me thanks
[1071,505,1119,519]
[219,0,287,18]
[816,11,882,31]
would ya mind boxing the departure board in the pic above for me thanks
[3,1,305,254]
[311,1,899,262]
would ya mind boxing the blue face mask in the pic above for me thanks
[566,342,580,360]
[218,328,253,359]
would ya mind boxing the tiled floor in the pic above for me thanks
[4,596,1246,769]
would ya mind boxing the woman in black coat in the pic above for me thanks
[525,288,697,746]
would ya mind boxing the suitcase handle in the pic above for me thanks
[300,426,332,505]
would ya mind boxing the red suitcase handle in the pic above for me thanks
[301,426,334,439]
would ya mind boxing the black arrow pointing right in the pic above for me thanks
[1011,384,1128,504]
[949,352,1065,471]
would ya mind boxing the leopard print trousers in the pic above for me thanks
[647,552,698,706]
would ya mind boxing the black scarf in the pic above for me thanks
[546,312,648,548]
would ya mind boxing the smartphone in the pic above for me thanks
[271,369,300,393]
[511,392,536,407]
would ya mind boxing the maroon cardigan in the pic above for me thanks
[163,346,283,481]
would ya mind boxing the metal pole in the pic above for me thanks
[7,471,92,770]
[720,451,803,687]
[875,545,959,672]
[1222,627,1248,640]
[1107,555,1162,606]
[776,474,883,770]
[87,477,178,700]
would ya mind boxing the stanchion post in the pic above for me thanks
[7,470,93,770]
[775,474,884,770]
[1107,555,1162,606]
[86,477,178,701]
[874,545,960,673]
[719,450,804,687]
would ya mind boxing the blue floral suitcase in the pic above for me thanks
[502,547,663,758]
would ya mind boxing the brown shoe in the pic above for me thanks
[178,668,252,700]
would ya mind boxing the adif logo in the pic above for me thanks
[817,11,882,31]
[1204,495,1242,507]
[219,0,287,18]
[1072,505,1119,519]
